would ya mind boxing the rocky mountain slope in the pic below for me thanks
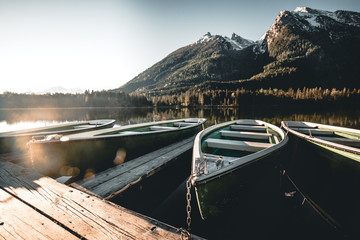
[117,7,360,94]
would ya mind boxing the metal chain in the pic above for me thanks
[178,228,191,240]
[183,156,207,235]
[186,176,192,231]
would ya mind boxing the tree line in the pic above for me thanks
[150,87,360,107]
[0,90,151,108]
[1,87,359,109]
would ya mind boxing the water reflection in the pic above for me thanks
[0,107,359,131]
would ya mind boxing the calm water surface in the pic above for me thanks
[1,106,360,131]
[1,106,359,239]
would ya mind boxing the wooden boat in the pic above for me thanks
[281,121,360,238]
[0,119,116,154]
[191,119,288,220]
[28,118,206,178]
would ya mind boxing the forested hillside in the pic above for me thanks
[0,91,150,108]
[116,7,360,96]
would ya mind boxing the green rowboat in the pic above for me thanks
[191,119,288,220]
[281,121,360,238]
[0,119,116,154]
[28,118,206,178]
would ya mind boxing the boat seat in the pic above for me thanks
[230,125,267,132]
[235,120,263,126]
[118,131,139,135]
[334,131,360,140]
[317,137,360,147]
[205,138,274,152]
[220,130,271,140]
[283,122,314,128]
[173,122,196,127]
[291,128,334,136]
[150,126,178,131]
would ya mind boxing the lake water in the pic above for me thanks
[1,106,358,239]
[1,106,360,132]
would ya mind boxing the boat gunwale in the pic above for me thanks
[281,121,360,156]
[191,119,288,186]
[0,119,116,137]
[29,118,207,144]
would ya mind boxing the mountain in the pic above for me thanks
[253,7,360,89]
[118,32,268,94]
[117,7,360,95]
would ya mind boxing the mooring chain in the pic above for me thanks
[177,227,192,240]
[183,156,208,238]
[185,176,192,231]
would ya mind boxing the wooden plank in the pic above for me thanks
[291,128,334,136]
[235,120,263,126]
[0,188,79,240]
[220,130,271,139]
[230,125,267,132]
[282,121,314,128]
[118,131,140,136]
[206,138,274,152]
[173,122,196,127]
[72,136,195,199]
[317,136,360,147]
[149,126,178,131]
[0,152,30,162]
[334,131,360,140]
[0,161,200,240]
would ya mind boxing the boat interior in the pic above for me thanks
[198,120,283,173]
[284,121,360,148]
[96,119,203,136]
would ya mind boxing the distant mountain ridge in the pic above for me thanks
[118,31,267,94]
[117,7,360,95]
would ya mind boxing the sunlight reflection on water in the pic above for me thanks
[1,107,359,132]
[0,120,65,133]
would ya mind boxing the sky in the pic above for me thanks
[1,0,360,94]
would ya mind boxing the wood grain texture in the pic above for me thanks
[72,136,195,199]
[0,161,194,240]
[0,188,79,240]
[0,152,30,163]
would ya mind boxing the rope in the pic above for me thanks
[284,172,338,230]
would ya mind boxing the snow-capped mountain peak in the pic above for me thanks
[194,32,254,51]
[292,7,360,30]
[196,32,215,44]
[226,33,254,50]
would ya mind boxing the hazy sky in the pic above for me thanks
[1,0,360,93]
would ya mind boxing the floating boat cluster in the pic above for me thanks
[1,117,359,238]
[27,118,206,178]
[191,119,359,238]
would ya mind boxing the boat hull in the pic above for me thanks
[194,149,285,219]
[191,119,288,220]
[0,120,115,154]
[283,130,360,238]
[29,120,205,178]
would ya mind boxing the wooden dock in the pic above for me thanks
[0,136,203,240]
[71,136,195,199]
